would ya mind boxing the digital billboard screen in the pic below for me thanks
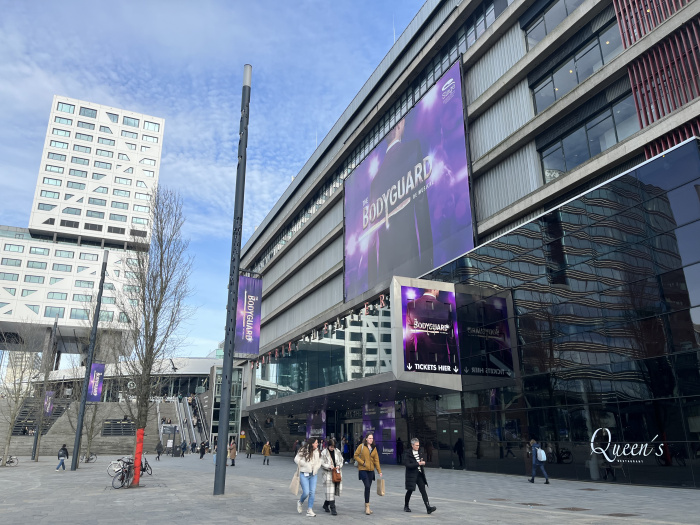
[234,275,262,356]
[344,61,473,301]
[401,285,460,374]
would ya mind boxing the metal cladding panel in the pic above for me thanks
[260,274,343,347]
[469,79,534,161]
[473,141,542,222]
[262,201,343,288]
[465,24,527,104]
[261,236,343,317]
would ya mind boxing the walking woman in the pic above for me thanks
[295,437,322,517]
[262,440,272,465]
[353,433,382,515]
[321,438,343,516]
[228,440,237,466]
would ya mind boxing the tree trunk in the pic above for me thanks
[2,435,11,467]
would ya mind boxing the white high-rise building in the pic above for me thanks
[0,96,164,358]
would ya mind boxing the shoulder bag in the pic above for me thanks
[353,444,364,467]
[289,464,301,496]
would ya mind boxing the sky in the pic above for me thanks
[0,0,426,356]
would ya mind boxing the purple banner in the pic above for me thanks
[401,286,460,374]
[362,404,397,463]
[86,363,105,402]
[44,391,55,416]
[459,294,513,377]
[306,410,326,440]
[234,275,262,355]
[344,61,473,301]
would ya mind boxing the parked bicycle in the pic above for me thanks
[111,458,135,489]
[107,456,131,477]
[4,456,19,467]
[141,454,152,476]
[80,452,97,463]
[655,443,687,467]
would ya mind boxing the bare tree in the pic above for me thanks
[116,186,193,485]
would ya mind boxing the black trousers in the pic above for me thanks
[405,475,429,507]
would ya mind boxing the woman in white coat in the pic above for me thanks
[320,438,344,516]
[294,438,322,517]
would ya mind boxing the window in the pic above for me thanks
[4,244,24,253]
[44,306,65,318]
[79,107,97,118]
[132,217,148,225]
[109,213,127,222]
[118,153,130,161]
[45,165,64,174]
[26,304,39,314]
[142,170,154,177]
[104,283,116,290]
[0,272,19,281]
[3,287,16,295]
[126,258,138,266]
[136,181,147,188]
[126,143,136,150]
[86,210,104,219]
[50,140,68,149]
[91,187,107,195]
[54,116,72,125]
[88,197,106,206]
[135,193,149,201]
[55,250,74,258]
[57,102,75,114]
[107,112,119,123]
[73,293,92,301]
[92,173,106,180]
[143,121,160,132]
[133,204,149,213]
[43,177,62,186]
[99,125,112,134]
[47,152,66,161]
[52,128,70,137]
[40,190,59,199]
[96,149,113,158]
[111,201,128,209]
[84,223,102,232]
[69,169,87,178]
[131,229,147,238]
[67,181,85,190]
[73,144,91,153]
[140,146,149,152]
[121,130,138,139]
[30,247,50,256]
[113,189,130,197]
[139,158,156,166]
[142,135,158,143]
[75,280,94,288]
[70,308,89,320]
[115,177,132,185]
[59,220,78,228]
[21,289,36,296]
[25,275,45,284]
[79,253,98,261]
[94,161,112,169]
[526,0,585,50]
[101,296,116,304]
[27,261,47,269]
[38,203,56,211]
[97,137,115,146]
[123,167,134,174]
[48,292,67,300]
[42,218,56,225]
[52,263,72,272]
[123,116,139,127]
[49,277,63,285]
[71,156,89,165]
[75,132,93,141]
[118,312,130,323]
[62,207,81,215]
[108,226,125,234]
[1,258,21,267]
[77,121,95,130]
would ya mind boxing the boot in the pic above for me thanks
[330,502,337,516]
[322,501,330,513]
[528,478,534,483]
[426,502,437,514]
[404,506,412,512]
[365,503,372,515]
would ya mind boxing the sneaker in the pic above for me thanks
[306,510,316,517]
[544,480,550,484]
[297,501,303,514]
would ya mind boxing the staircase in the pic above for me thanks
[11,397,72,436]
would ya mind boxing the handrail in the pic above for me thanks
[193,396,209,444]
[174,399,189,449]
[183,400,198,445]
[156,401,163,443]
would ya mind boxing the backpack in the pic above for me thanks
[536,447,547,462]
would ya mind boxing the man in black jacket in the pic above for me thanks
[404,438,436,514]
[56,444,69,471]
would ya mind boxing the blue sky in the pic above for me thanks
[0,0,425,356]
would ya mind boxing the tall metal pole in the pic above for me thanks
[214,63,252,496]
[71,250,109,471]
[31,317,57,460]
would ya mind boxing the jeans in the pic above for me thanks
[299,472,318,509]
[56,458,65,470]
[532,462,548,479]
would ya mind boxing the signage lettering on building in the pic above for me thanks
[590,428,665,463]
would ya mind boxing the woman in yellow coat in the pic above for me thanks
[353,433,382,515]
[262,440,272,465]
[227,440,237,466]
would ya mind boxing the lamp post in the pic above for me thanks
[214,64,252,496]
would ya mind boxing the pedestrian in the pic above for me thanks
[275,440,280,454]
[228,440,237,466]
[320,438,343,516]
[353,433,382,515]
[529,439,550,484]
[453,438,465,468]
[295,437,322,517]
[404,438,436,514]
[191,441,197,454]
[293,439,300,455]
[199,441,206,459]
[156,440,163,461]
[246,441,252,458]
[262,440,272,465]
[181,440,187,457]
[396,437,404,464]
[56,443,69,471]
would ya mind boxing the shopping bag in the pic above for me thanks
[289,466,301,496]
[376,477,385,496]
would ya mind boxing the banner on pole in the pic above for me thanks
[234,275,262,356]
[44,390,55,416]
[86,363,105,402]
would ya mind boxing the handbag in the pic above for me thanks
[332,468,342,483]
[376,477,385,496]
[289,465,301,496]
[353,444,364,467]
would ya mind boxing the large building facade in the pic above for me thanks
[242,0,700,487]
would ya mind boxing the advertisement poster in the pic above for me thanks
[44,390,55,416]
[86,363,105,402]
[234,275,262,355]
[344,61,473,301]
[362,404,396,463]
[401,285,460,374]
[306,410,326,440]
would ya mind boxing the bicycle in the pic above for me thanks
[80,452,97,463]
[546,445,573,464]
[4,456,19,467]
[107,456,131,477]
[111,459,134,489]
[141,454,152,476]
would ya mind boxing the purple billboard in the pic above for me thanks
[306,410,326,440]
[459,294,513,377]
[401,285,460,374]
[234,275,262,356]
[86,363,105,402]
[44,391,55,416]
[344,61,473,301]
[362,404,397,463]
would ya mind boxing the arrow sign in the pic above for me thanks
[453,366,459,373]
[406,364,412,370]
